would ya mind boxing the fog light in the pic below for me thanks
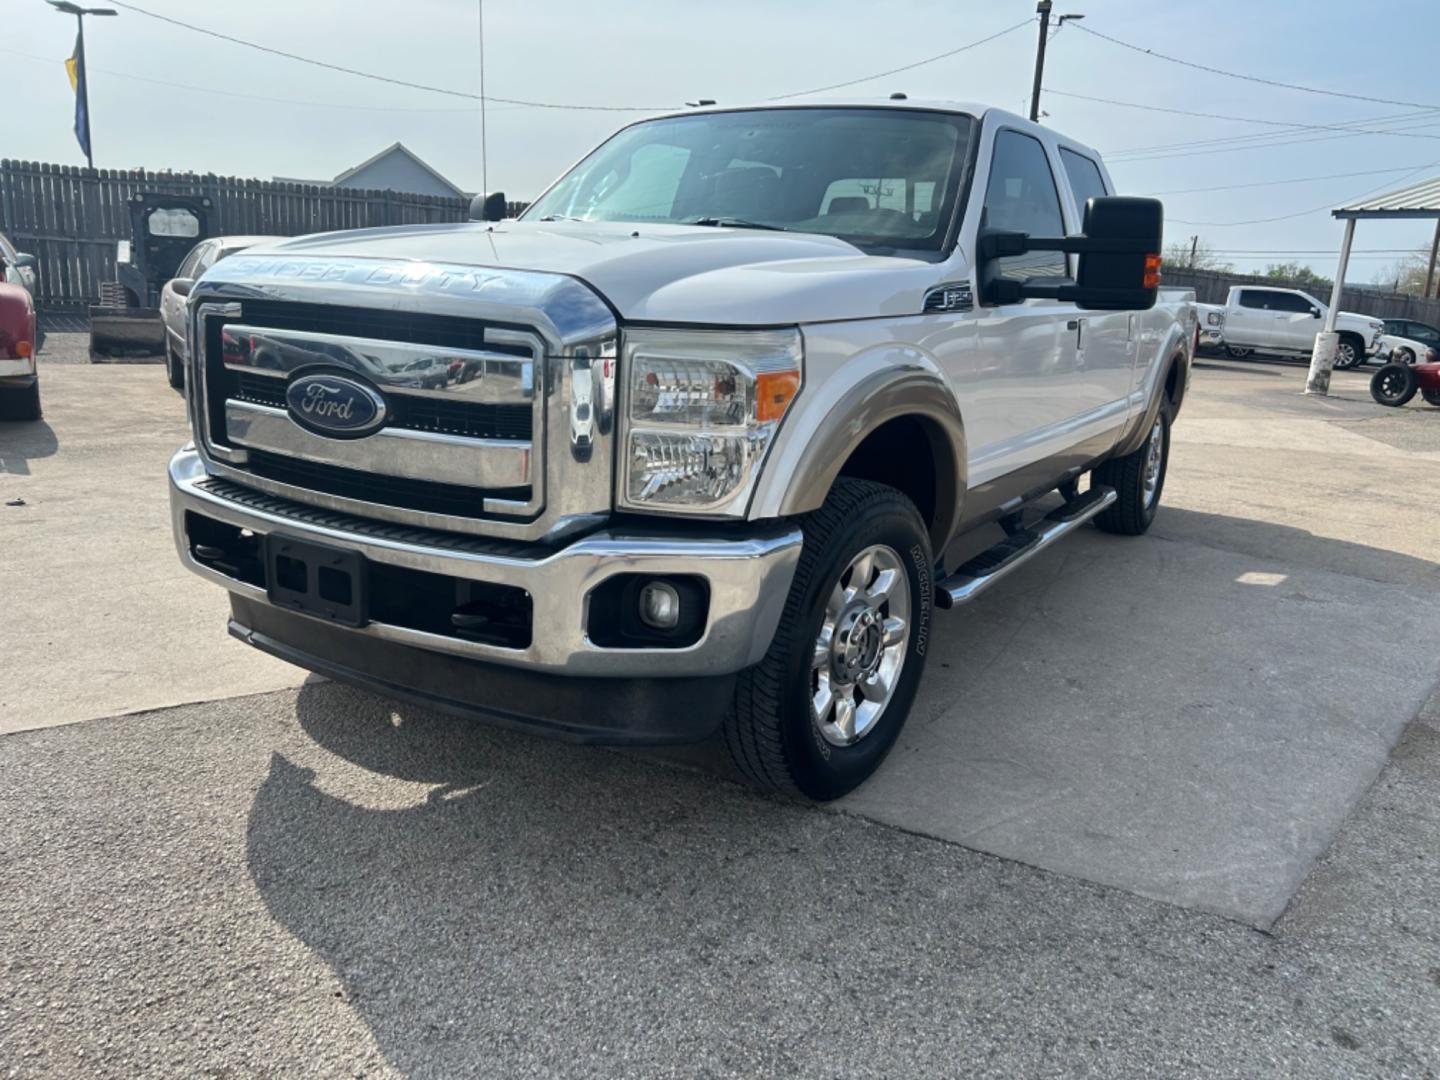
[638,581,680,630]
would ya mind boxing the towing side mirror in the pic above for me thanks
[979,196,1164,312]
[15,253,36,270]
[171,277,194,297]
[469,191,508,222]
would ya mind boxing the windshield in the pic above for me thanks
[524,107,976,253]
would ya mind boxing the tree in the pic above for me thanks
[1262,262,1332,291]
[1161,237,1233,273]
[1371,247,1432,295]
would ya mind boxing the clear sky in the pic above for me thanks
[5,0,1439,280]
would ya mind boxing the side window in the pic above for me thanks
[982,130,1066,282]
[192,242,219,277]
[1269,292,1312,314]
[1057,147,1109,224]
[176,243,206,280]
[1413,324,1440,343]
[1237,290,1267,310]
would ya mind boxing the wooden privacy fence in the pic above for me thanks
[0,160,529,312]
[1164,267,1440,325]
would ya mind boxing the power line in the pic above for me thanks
[0,47,523,112]
[1107,119,1440,164]
[1143,165,1440,197]
[1071,22,1440,111]
[768,18,1033,100]
[105,0,675,111]
[1166,160,1440,226]
[1104,108,1440,160]
[1046,89,1440,144]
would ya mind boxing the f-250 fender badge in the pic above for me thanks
[285,373,387,438]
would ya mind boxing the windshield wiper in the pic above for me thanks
[537,214,585,222]
[686,217,790,232]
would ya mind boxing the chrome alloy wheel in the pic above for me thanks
[811,545,911,748]
[1142,416,1164,509]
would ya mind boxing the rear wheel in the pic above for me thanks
[725,478,932,801]
[1334,333,1365,370]
[166,344,185,391]
[1421,388,1440,408]
[0,378,41,421]
[1093,400,1171,536]
[1370,363,1417,407]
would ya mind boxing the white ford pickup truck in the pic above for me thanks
[1217,284,1382,368]
[171,101,1194,799]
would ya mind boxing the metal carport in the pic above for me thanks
[1305,174,1440,395]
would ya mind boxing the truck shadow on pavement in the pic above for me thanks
[0,418,58,476]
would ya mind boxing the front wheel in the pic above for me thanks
[725,478,933,801]
[166,345,185,391]
[1395,347,1416,365]
[1225,346,1253,359]
[1334,334,1365,370]
[1370,363,1417,407]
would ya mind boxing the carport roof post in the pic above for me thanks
[1305,173,1440,396]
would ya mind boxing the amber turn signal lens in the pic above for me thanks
[755,369,800,423]
[15,340,33,358]
[1143,254,1163,289]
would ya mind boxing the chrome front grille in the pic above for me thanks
[195,300,545,529]
[187,254,620,543]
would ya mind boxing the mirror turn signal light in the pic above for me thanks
[1143,254,1163,289]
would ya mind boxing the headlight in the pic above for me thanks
[619,327,802,515]
[1207,311,1222,326]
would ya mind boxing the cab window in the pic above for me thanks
[1058,147,1109,219]
[981,130,1067,281]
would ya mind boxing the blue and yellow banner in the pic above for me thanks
[65,30,91,163]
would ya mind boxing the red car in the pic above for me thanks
[0,282,39,421]
[1370,346,1440,408]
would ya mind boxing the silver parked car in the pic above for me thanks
[159,235,279,390]
[0,231,37,298]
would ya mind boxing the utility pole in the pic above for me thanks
[48,1,117,170]
[1029,2,1051,123]
[1029,4,1084,123]
[1426,218,1440,298]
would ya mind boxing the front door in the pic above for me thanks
[961,129,1083,490]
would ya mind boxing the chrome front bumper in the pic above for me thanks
[169,446,802,678]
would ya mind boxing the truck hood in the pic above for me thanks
[258,220,950,325]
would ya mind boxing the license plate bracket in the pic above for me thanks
[265,535,367,627]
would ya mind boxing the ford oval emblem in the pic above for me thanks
[285,373,387,438]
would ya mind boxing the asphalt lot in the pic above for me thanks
[3,340,1439,1077]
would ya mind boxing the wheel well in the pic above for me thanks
[835,415,945,541]
[1164,352,1186,414]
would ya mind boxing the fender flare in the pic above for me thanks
[748,348,967,552]
[1114,337,1190,458]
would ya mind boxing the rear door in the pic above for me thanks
[1225,289,1272,348]
[1056,146,1135,430]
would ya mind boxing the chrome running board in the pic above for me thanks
[935,485,1117,610]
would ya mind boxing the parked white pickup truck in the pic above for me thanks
[171,100,1194,799]
[1218,285,1382,368]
